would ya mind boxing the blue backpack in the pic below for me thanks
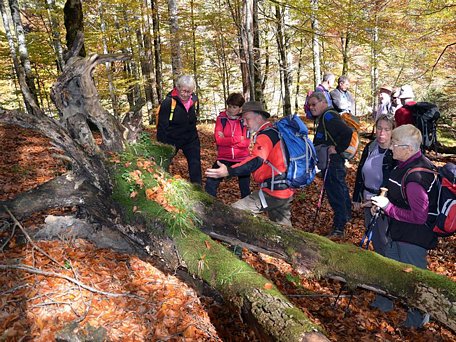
[267,114,317,188]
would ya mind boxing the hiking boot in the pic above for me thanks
[326,228,344,238]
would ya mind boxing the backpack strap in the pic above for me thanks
[400,167,438,203]
[169,98,177,121]
[321,110,339,147]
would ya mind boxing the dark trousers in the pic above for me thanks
[176,138,202,185]
[205,160,251,198]
[324,155,351,230]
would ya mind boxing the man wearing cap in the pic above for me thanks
[205,101,294,226]
[373,85,392,121]
[307,91,353,237]
[394,85,416,127]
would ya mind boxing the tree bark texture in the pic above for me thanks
[63,0,86,58]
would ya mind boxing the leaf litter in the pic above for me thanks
[0,123,454,341]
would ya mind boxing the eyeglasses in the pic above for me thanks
[307,101,321,107]
[392,144,409,148]
[179,89,193,94]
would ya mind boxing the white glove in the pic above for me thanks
[371,195,390,209]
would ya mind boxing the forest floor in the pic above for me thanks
[0,121,455,341]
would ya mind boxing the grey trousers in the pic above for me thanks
[231,190,293,226]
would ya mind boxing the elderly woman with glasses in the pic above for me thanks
[352,115,396,255]
[156,75,202,185]
[370,124,439,328]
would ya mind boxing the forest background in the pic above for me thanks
[0,0,455,126]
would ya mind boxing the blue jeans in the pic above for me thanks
[205,160,251,199]
[324,155,351,230]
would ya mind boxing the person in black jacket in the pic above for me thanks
[352,115,396,255]
[308,91,353,237]
[370,124,439,328]
[156,75,202,185]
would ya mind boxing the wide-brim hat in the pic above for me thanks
[391,87,401,98]
[240,101,270,118]
[399,85,415,99]
[379,85,392,95]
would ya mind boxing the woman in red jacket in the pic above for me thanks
[205,93,251,198]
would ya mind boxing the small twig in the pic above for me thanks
[3,206,64,268]
[0,263,144,300]
[0,283,30,296]
[286,294,356,298]
[0,221,15,251]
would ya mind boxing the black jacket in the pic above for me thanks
[387,155,439,249]
[352,140,396,203]
[313,109,352,156]
[156,89,199,148]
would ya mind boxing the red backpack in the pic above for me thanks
[401,163,456,237]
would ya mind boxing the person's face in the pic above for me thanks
[242,111,263,133]
[379,92,390,103]
[307,97,327,117]
[376,120,392,146]
[328,77,335,88]
[178,86,193,102]
[339,80,350,91]
[226,104,241,118]
[390,138,412,161]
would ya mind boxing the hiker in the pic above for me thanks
[330,75,355,114]
[156,75,202,185]
[205,93,251,199]
[353,115,396,255]
[307,92,353,237]
[205,101,294,226]
[373,85,392,121]
[394,85,416,127]
[370,124,438,328]
[390,87,402,115]
[315,72,335,107]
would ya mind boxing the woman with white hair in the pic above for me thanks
[370,124,439,328]
[156,75,202,185]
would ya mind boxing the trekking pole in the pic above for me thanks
[312,155,330,231]
[359,187,388,249]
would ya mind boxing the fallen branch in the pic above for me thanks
[0,263,144,300]
[4,205,63,267]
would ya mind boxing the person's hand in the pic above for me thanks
[205,161,229,179]
[353,202,362,211]
[328,145,337,155]
[371,195,390,209]
[217,131,224,137]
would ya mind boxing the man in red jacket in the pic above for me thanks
[205,101,294,226]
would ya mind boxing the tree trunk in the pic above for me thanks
[7,0,39,112]
[45,0,65,72]
[275,4,292,117]
[0,0,27,111]
[371,15,379,114]
[63,0,86,58]
[151,0,163,106]
[295,40,304,114]
[252,0,263,103]
[310,0,321,88]
[168,0,182,80]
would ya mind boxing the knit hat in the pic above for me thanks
[240,101,270,118]
[398,85,415,99]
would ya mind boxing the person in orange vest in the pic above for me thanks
[156,75,202,185]
[205,101,294,226]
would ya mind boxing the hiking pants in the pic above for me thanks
[231,190,293,226]
[176,138,202,185]
[205,160,251,199]
[324,155,352,231]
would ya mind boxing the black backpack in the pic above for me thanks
[403,102,440,149]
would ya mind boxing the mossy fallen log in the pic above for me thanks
[110,139,329,341]
[111,137,455,334]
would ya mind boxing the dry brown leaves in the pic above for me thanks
[1,123,455,342]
